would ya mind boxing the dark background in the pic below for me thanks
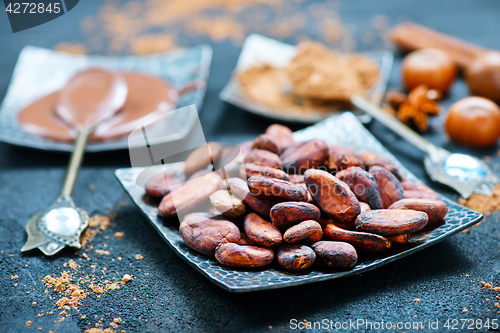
[1,1,500,332]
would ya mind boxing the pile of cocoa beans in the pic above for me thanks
[145,124,448,272]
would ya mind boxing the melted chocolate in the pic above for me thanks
[18,72,179,142]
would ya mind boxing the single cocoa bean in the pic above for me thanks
[210,190,247,218]
[388,198,448,224]
[304,169,361,223]
[355,209,428,236]
[159,172,222,217]
[247,175,309,202]
[270,202,321,228]
[244,149,282,169]
[244,213,282,246]
[145,171,185,198]
[324,224,391,253]
[336,166,383,209]
[265,124,295,152]
[252,134,281,155]
[215,243,275,268]
[404,190,440,200]
[280,139,329,174]
[369,166,404,208]
[277,244,316,272]
[311,241,357,268]
[179,213,240,257]
[283,220,323,244]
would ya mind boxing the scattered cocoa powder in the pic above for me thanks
[114,232,124,239]
[121,274,132,285]
[81,215,114,247]
[458,184,500,215]
[481,281,500,292]
[61,1,362,55]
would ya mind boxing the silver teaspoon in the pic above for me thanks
[21,69,128,256]
[351,95,498,199]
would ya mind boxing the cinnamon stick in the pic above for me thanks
[389,22,487,68]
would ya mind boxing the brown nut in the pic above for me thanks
[215,243,274,268]
[336,166,383,209]
[280,139,329,174]
[159,172,222,217]
[244,213,282,246]
[355,209,428,236]
[369,166,404,208]
[388,198,448,224]
[401,181,439,199]
[360,151,405,181]
[359,202,371,213]
[265,124,295,152]
[227,178,273,219]
[304,169,361,223]
[327,145,362,171]
[244,149,282,169]
[145,171,185,198]
[288,174,305,184]
[277,244,316,272]
[270,202,321,228]
[404,190,440,200]
[179,213,240,257]
[324,224,391,253]
[242,163,290,181]
[247,175,309,202]
[252,134,281,155]
[387,234,410,245]
[311,241,357,268]
[183,142,223,177]
[283,220,323,244]
[209,190,247,218]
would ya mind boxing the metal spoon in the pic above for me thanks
[351,95,498,199]
[22,68,128,256]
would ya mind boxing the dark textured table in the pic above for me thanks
[1,1,500,332]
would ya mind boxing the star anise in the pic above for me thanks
[384,85,441,133]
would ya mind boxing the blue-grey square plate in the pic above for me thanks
[115,112,482,292]
[0,45,212,152]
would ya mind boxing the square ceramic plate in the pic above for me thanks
[115,112,482,292]
[0,45,212,152]
[220,34,393,124]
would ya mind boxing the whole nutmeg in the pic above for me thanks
[401,48,457,93]
[465,51,500,103]
[445,96,500,148]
